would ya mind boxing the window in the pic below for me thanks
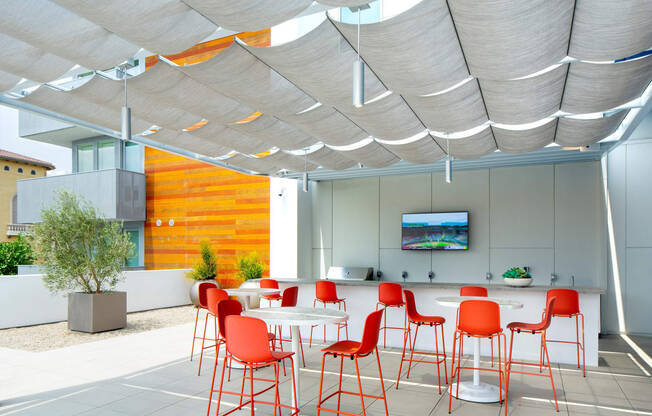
[17,168,23,173]
[30,170,36,175]
[97,140,115,170]
[77,143,94,172]
[3,166,9,171]
[11,194,17,224]
[125,229,140,267]
[124,141,143,173]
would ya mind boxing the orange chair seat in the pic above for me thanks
[379,300,405,307]
[318,297,345,304]
[507,321,546,332]
[270,350,295,361]
[262,293,282,300]
[321,340,361,355]
[410,314,445,325]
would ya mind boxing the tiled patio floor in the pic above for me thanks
[0,322,650,416]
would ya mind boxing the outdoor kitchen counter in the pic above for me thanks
[249,278,603,367]
[252,278,605,294]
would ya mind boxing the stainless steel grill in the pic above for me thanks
[325,266,374,281]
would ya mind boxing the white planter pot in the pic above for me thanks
[503,277,533,287]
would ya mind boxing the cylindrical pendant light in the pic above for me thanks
[302,150,309,192]
[121,72,131,142]
[352,9,364,108]
[445,139,453,183]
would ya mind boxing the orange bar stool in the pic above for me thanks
[317,309,389,416]
[197,287,229,376]
[207,299,279,415]
[275,286,306,369]
[375,282,410,348]
[190,281,217,362]
[506,296,559,412]
[545,288,585,376]
[396,290,448,393]
[309,280,349,347]
[459,286,496,366]
[212,315,299,416]
[260,278,282,307]
[449,300,507,416]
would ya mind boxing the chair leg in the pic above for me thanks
[323,301,327,343]
[498,333,503,403]
[206,343,219,416]
[317,353,327,416]
[542,332,560,412]
[580,313,586,377]
[215,353,228,416]
[457,334,463,398]
[354,356,367,416]
[491,336,495,367]
[310,299,317,348]
[575,315,581,370]
[298,329,306,367]
[248,365,255,416]
[448,331,458,414]
[383,305,387,348]
[198,311,209,376]
[505,330,515,400]
[502,334,508,416]
[337,354,344,413]
[375,347,390,416]
[343,301,349,339]
[434,324,442,394]
[396,322,410,388]
[191,307,199,361]
[406,324,420,379]
[289,357,298,411]
[441,324,448,384]
[273,363,280,416]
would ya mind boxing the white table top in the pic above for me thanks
[224,287,279,296]
[436,296,523,309]
[243,306,349,326]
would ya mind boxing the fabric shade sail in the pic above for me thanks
[493,119,557,154]
[148,129,231,157]
[433,128,497,159]
[0,33,74,84]
[555,111,628,147]
[335,139,399,168]
[280,105,368,147]
[380,133,446,164]
[305,145,357,170]
[332,0,468,96]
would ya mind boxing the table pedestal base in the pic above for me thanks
[450,381,501,403]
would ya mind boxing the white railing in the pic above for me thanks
[6,223,31,236]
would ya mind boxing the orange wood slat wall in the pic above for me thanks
[144,148,270,288]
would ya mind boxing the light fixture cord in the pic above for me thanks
[357,8,360,61]
[304,149,307,173]
[124,69,128,106]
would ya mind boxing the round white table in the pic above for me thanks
[436,296,523,403]
[224,287,280,311]
[243,306,349,408]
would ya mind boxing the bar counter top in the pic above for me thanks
[256,278,605,294]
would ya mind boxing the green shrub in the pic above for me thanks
[186,240,218,281]
[0,234,35,275]
[236,252,265,281]
[31,189,135,294]
[502,267,531,279]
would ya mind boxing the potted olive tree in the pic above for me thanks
[186,240,220,306]
[31,190,134,333]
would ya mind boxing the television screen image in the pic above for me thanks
[401,212,469,250]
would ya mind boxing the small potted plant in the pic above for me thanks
[502,267,533,287]
[187,240,220,306]
[236,252,265,282]
[31,190,135,333]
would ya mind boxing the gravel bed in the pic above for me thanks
[0,305,197,352]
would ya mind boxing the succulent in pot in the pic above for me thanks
[502,267,533,287]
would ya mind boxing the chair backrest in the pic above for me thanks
[316,280,339,302]
[260,279,279,290]
[197,281,218,308]
[460,286,488,297]
[403,290,419,320]
[540,296,557,331]
[378,282,404,306]
[356,309,384,356]
[217,299,243,339]
[225,315,273,363]
[206,288,229,315]
[547,289,579,316]
[281,286,299,307]
[458,300,501,336]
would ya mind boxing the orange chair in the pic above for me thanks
[197,287,229,376]
[207,299,279,415]
[449,300,507,416]
[459,286,495,366]
[396,290,448,393]
[274,286,306,369]
[309,280,349,347]
[317,309,389,416]
[545,289,585,377]
[190,281,217,362]
[212,315,299,416]
[506,296,559,412]
[260,278,282,307]
[376,282,410,348]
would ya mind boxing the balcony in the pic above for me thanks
[16,169,146,223]
[6,223,32,236]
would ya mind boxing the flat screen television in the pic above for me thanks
[401,212,469,250]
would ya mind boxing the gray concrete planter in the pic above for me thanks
[68,291,127,333]
[188,279,219,307]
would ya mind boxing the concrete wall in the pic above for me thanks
[311,161,605,289]
[0,269,192,329]
[602,112,652,335]
[17,168,146,223]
